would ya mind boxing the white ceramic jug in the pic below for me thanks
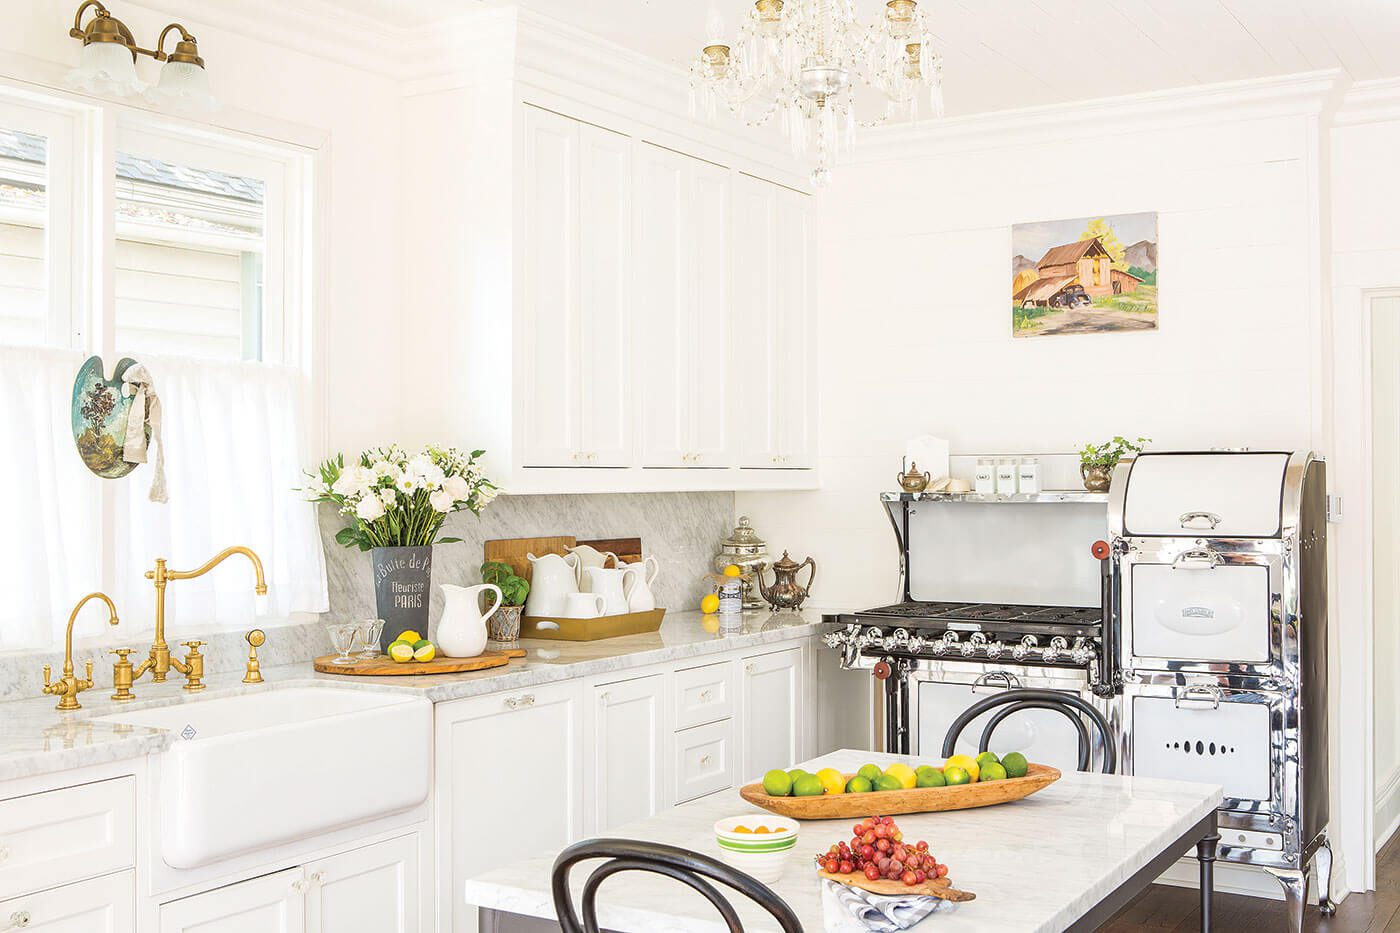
[621,556,660,612]
[566,544,618,579]
[582,566,637,616]
[437,583,502,658]
[525,552,580,617]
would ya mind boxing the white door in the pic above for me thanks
[739,647,803,782]
[436,683,584,933]
[0,872,134,933]
[305,835,419,933]
[589,674,666,831]
[159,868,304,933]
[518,105,581,466]
[635,143,730,468]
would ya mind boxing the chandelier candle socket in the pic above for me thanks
[690,0,945,185]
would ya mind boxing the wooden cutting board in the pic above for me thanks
[578,537,643,566]
[483,536,577,582]
[314,647,525,676]
[817,870,976,902]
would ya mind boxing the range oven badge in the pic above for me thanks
[1181,607,1215,620]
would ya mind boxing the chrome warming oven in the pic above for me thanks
[1108,450,1334,929]
[824,489,1116,774]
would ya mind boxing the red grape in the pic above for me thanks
[915,869,927,883]
[864,864,880,880]
[915,840,929,852]
[936,864,949,878]
[839,860,853,874]
[902,870,918,886]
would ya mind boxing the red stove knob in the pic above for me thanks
[1091,540,1111,560]
[873,660,892,681]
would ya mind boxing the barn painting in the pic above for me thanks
[1011,212,1158,337]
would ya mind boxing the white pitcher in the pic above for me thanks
[621,556,660,612]
[525,552,580,617]
[437,583,501,658]
[566,544,618,580]
[582,566,637,616]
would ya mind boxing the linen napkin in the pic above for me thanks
[821,879,952,932]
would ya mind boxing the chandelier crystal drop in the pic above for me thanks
[690,0,945,186]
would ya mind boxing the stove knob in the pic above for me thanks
[1092,540,1111,560]
[873,660,892,681]
[986,641,1004,659]
[931,641,947,656]
[960,642,977,657]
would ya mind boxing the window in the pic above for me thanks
[0,91,325,651]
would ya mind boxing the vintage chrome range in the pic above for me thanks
[1108,450,1334,928]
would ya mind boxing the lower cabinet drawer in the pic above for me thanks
[674,661,734,730]
[673,720,734,804]
[0,778,136,900]
[0,870,135,932]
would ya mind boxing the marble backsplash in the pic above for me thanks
[320,491,735,635]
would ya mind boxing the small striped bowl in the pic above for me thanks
[713,815,800,883]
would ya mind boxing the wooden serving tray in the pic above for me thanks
[314,647,525,676]
[817,869,976,902]
[740,764,1060,818]
[521,608,665,641]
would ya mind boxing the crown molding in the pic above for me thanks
[1334,77,1400,128]
[848,69,1351,163]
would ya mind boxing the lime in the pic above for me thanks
[787,768,812,784]
[817,768,847,795]
[916,768,947,788]
[943,754,980,783]
[792,774,825,797]
[975,751,1001,769]
[857,764,883,782]
[874,774,903,792]
[762,769,793,797]
[981,762,1008,782]
[944,766,971,786]
[387,641,415,663]
[1002,752,1029,778]
[845,775,873,794]
[412,640,436,662]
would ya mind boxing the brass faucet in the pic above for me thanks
[115,546,267,699]
[43,592,120,711]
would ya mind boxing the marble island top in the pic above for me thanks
[464,749,1224,933]
[0,609,828,784]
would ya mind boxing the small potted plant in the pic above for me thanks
[481,560,529,645]
[1079,435,1149,492]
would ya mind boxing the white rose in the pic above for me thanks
[429,489,454,513]
[332,465,372,498]
[355,495,386,521]
[477,485,498,506]
[380,488,398,509]
[443,475,471,501]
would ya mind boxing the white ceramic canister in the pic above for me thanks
[995,458,1019,496]
[1018,457,1041,494]
[974,458,996,495]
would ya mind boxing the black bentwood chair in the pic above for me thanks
[551,838,804,933]
[940,688,1118,774]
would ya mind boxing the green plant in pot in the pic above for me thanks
[481,560,529,645]
[1079,435,1149,492]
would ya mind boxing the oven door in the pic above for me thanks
[1120,539,1286,673]
[909,662,1113,773]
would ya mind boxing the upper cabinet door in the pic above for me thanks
[773,185,815,469]
[577,123,632,467]
[635,143,731,468]
[519,106,582,467]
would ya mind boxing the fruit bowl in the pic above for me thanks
[738,764,1060,819]
[713,815,800,883]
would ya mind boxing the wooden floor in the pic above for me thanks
[1099,834,1400,932]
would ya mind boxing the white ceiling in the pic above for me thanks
[329,0,1400,115]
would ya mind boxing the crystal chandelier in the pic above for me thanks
[690,0,944,186]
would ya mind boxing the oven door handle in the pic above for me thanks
[970,671,1023,694]
[1179,511,1222,530]
[1172,547,1223,570]
[1173,685,1223,710]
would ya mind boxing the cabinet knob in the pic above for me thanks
[505,693,536,710]
[292,879,310,894]
[745,663,755,674]
[700,754,712,766]
[599,691,610,703]
[6,911,30,929]
[699,689,712,701]
[310,871,325,886]
[0,845,9,863]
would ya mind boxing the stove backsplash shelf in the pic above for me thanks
[881,490,1109,505]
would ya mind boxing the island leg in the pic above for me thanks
[1196,831,1219,932]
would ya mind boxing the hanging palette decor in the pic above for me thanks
[71,355,167,501]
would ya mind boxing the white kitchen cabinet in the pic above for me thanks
[739,647,805,782]
[518,106,632,468]
[0,871,134,933]
[435,682,584,933]
[159,867,304,933]
[588,675,665,832]
[634,142,732,469]
[304,836,419,933]
[733,176,815,470]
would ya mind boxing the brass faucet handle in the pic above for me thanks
[109,647,136,660]
[82,659,94,685]
[180,641,206,692]
[243,629,266,684]
[109,648,137,702]
[182,640,205,652]
[42,664,52,688]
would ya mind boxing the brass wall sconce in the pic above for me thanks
[67,0,217,112]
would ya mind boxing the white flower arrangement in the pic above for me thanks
[309,445,497,550]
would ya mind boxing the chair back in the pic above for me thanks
[940,687,1117,773]
[551,838,803,933]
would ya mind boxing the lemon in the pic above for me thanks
[1002,752,1029,778]
[792,774,825,797]
[916,768,946,788]
[884,763,918,789]
[397,630,422,645]
[981,762,1008,782]
[412,639,436,662]
[943,754,980,783]
[700,593,720,614]
[857,763,883,782]
[723,564,743,577]
[874,774,903,792]
[817,768,847,795]
[387,641,415,663]
[762,769,793,797]
[943,766,971,786]
[845,775,873,794]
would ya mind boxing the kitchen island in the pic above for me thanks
[464,749,1224,932]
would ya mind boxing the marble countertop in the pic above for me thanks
[463,749,1224,933]
[0,609,829,784]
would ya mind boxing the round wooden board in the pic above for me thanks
[817,870,975,902]
[739,764,1060,819]
[313,647,525,676]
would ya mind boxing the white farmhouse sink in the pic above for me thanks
[96,686,431,869]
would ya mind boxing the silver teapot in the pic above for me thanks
[756,551,816,612]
